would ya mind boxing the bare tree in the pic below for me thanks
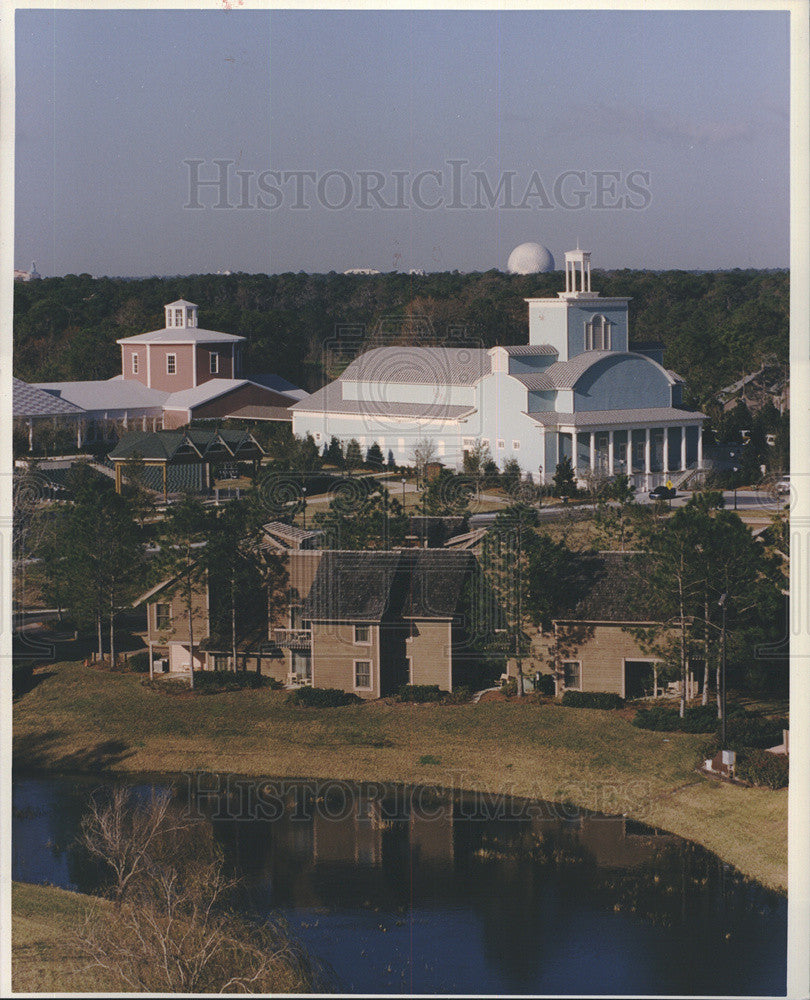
[79,786,179,902]
[75,786,316,993]
[410,436,437,483]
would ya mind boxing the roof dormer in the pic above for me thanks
[164,299,199,329]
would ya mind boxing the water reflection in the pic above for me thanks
[12,774,786,996]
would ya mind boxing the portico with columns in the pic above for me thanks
[292,247,706,487]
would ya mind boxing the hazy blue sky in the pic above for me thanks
[15,8,789,276]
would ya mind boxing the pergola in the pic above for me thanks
[108,427,265,500]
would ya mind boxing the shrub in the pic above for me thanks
[534,673,556,697]
[561,691,624,710]
[192,670,272,693]
[446,685,472,704]
[500,678,517,697]
[679,705,719,733]
[633,704,717,733]
[735,749,789,789]
[723,714,787,752]
[286,686,360,707]
[126,651,150,673]
[399,684,446,703]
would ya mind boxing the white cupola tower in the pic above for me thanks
[164,299,199,329]
[562,249,595,298]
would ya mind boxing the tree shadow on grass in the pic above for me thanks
[13,729,135,773]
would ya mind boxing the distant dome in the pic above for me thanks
[507,242,555,274]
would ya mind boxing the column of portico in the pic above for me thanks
[644,428,651,481]
[627,430,634,477]
[663,428,669,475]
[589,431,596,471]
[697,425,703,469]
[680,426,687,471]
[608,430,614,476]
[569,429,578,478]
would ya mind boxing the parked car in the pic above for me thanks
[775,478,791,495]
[649,485,677,500]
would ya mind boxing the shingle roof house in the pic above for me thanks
[292,247,705,489]
[513,550,701,701]
[143,545,488,697]
[278,548,485,697]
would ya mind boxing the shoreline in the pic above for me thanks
[12,662,788,893]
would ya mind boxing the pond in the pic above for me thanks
[12,772,786,996]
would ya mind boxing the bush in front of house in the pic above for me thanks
[735,748,789,789]
[534,673,556,697]
[126,651,150,673]
[286,686,360,707]
[722,713,787,752]
[561,691,624,710]
[192,670,275,693]
[633,704,717,733]
[399,684,446,703]
[446,685,473,704]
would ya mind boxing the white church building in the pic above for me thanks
[291,249,706,487]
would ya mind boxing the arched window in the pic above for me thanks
[585,314,611,351]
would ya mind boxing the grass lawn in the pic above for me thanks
[11,882,120,993]
[13,661,787,892]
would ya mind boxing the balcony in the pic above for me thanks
[271,628,312,650]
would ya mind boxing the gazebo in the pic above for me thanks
[108,427,265,500]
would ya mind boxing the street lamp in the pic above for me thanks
[732,466,739,510]
[401,476,406,506]
[301,486,307,530]
[718,592,727,748]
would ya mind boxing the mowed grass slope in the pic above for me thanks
[11,882,120,993]
[13,662,787,891]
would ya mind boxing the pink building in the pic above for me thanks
[117,300,244,392]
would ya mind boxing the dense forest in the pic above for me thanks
[14,268,788,413]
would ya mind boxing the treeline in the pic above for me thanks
[14,268,787,408]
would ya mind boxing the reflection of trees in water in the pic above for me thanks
[16,775,786,994]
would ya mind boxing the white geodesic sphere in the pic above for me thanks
[507,242,555,274]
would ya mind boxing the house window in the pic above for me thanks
[562,660,581,690]
[155,603,172,630]
[132,353,139,374]
[462,437,476,449]
[406,656,413,684]
[354,624,371,644]
[354,660,372,690]
[497,439,505,450]
[167,354,177,375]
[585,315,611,351]
[174,308,183,326]
[213,654,229,671]
[512,440,520,450]
[315,432,322,442]
[210,352,219,374]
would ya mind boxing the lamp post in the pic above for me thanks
[718,592,727,747]
[401,476,406,507]
[732,466,739,510]
[301,486,307,530]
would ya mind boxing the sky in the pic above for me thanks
[14,8,791,276]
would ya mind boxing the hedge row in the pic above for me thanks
[561,691,624,710]
[286,686,360,707]
[735,749,789,789]
[192,670,278,693]
[632,704,718,733]
[399,684,445,703]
